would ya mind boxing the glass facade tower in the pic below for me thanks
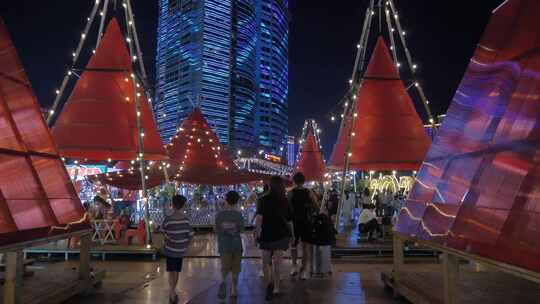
[155,0,288,154]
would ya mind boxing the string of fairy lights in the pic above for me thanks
[328,0,438,130]
[329,0,438,229]
[295,119,324,167]
[43,0,166,245]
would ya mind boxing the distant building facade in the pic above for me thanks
[155,0,289,154]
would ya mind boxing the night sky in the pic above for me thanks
[1,0,503,158]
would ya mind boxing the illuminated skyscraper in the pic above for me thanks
[155,0,289,154]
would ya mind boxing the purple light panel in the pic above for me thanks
[395,0,540,273]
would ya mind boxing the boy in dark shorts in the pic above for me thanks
[215,191,245,299]
[163,195,194,303]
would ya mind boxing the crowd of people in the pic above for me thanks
[162,172,336,302]
[161,174,407,303]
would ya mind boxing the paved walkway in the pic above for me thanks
[62,259,400,303]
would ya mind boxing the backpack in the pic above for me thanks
[291,188,318,227]
[311,213,336,246]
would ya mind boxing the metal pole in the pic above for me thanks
[123,7,151,244]
[132,73,151,245]
[46,0,101,125]
[95,0,110,49]
[335,1,375,232]
[387,0,437,130]
[384,7,399,65]
[126,0,148,82]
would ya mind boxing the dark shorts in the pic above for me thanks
[293,221,312,246]
[260,237,290,251]
[166,257,184,272]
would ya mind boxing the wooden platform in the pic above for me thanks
[0,266,105,304]
[25,243,158,261]
[381,267,540,304]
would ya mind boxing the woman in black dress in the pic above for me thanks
[255,176,293,301]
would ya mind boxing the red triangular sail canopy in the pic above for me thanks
[167,108,266,185]
[395,0,540,273]
[329,37,431,171]
[52,18,167,161]
[0,19,88,246]
[89,108,268,189]
[295,131,326,182]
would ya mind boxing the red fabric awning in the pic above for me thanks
[89,108,269,189]
[295,131,326,182]
[329,37,431,171]
[167,108,268,185]
[0,19,89,247]
[51,18,167,162]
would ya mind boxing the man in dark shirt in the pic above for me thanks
[288,172,317,280]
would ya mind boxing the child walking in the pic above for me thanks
[163,195,194,304]
[215,191,245,299]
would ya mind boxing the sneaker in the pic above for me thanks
[265,283,274,301]
[218,282,226,300]
[290,265,299,276]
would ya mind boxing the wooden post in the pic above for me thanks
[393,234,404,273]
[4,250,23,304]
[442,253,460,304]
[79,234,91,282]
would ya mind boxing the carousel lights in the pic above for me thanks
[107,158,112,162]
[49,109,54,115]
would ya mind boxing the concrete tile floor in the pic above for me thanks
[63,259,402,303]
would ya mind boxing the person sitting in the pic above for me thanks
[358,204,382,241]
